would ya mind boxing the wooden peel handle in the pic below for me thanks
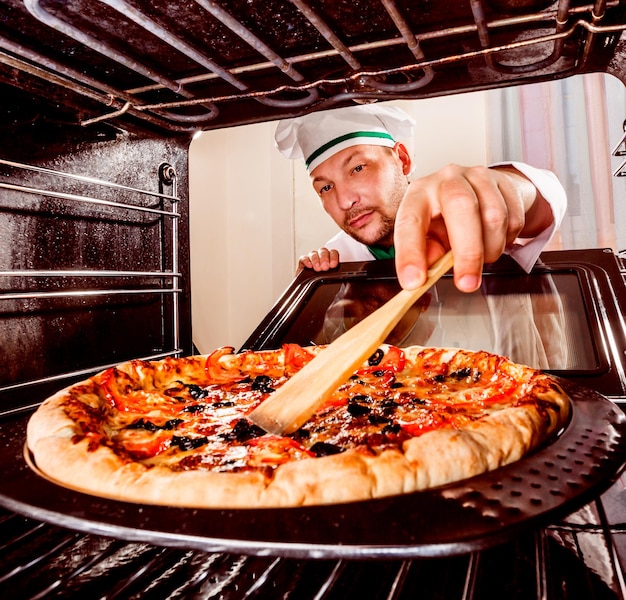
[248,250,454,435]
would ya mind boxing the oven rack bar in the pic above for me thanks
[0,181,180,217]
[0,159,179,203]
[106,1,626,112]
[124,2,618,95]
[6,0,623,133]
[0,270,180,278]
[0,270,181,300]
[1,499,624,599]
[131,17,626,117]
[0,158,180,217]
[0,287,182,302]
[0,39,196,134]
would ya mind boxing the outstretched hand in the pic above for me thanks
[394,164,554,292]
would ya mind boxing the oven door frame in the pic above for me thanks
[243,248,626,401]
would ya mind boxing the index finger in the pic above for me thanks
[393,184,441,290]
[437,176,486,292]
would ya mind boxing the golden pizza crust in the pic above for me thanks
[26,347,570,508]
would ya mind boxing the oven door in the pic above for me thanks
[244,247,626,402]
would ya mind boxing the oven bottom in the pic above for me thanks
[1,476,625,600]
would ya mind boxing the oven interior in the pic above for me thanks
[2,1,626,598]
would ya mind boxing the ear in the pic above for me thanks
[393,142,412,175]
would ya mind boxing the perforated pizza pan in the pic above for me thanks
[1,378,625,560]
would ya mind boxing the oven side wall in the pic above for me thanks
[0,135,192,411]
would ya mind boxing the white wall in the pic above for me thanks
[189,93,488,353]
[188,122,294,353]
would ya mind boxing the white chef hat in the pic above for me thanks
[274,104,415,173]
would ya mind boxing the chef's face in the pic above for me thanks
[310,143,411,248]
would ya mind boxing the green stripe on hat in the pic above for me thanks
[305,131,395,169]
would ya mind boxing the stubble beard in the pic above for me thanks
[345,211,395,247]
[343,168,408,248]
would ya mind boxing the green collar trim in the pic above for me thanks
[305,131,394,169]
[368,244,395,260]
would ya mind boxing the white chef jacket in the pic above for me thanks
[323,162,567,272]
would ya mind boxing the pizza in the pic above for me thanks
[26,343,570,508]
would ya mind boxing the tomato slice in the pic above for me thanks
[205,346,244,383]
[356,346,406,378]
[378,346,406,371]
[205,346,288,381]
[358,346,406,373]
[93,367,182,415]
[283,343,315,374]
[400,412,453,437]
[95,367,134,409]
[116,430,171,460]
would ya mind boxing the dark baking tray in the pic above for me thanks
[0,378,625,559]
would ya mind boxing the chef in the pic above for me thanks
[274,104,567,293]
[274,104,568,369]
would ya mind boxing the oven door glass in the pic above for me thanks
[278,270,598,373]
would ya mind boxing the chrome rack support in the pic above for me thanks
[0,159,183,402]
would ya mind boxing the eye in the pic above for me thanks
[318,183,333,195]
[352,164,364,174]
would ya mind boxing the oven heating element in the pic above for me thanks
[1,1,625,136]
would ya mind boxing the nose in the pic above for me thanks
[335,183,358,211]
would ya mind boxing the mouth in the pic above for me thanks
[348,210,374,229]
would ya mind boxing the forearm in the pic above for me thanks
[489,161,567,238]
[491,162,567,272]
[490,165,554,238]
